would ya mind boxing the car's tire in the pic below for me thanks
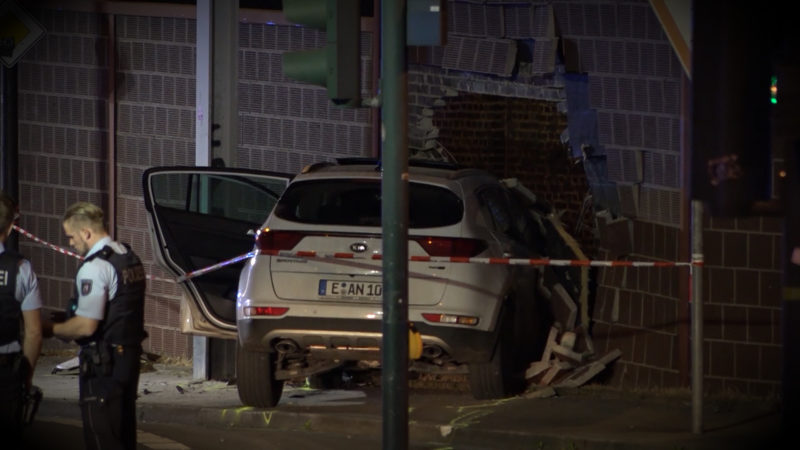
[468,309,523,399]
[236,344,284,408]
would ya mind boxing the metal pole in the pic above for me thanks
[691,199,704,434]
[193,0,213,380]
[381,0,409,449]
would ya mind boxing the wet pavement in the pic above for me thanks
[29,352,782,449]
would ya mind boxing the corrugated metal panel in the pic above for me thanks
[567,3,585,36]
[603,77,618,110]
[583,3,600,36]
[597,110,613,145]
[503,4,533,39]
[606,147,624,182]
[631,4,648,39]
[599,3,617,38]
[578,39,595,72]
[449,2,504,37]
[640,42,656,77]
[628,114,643,147]
[595,39,610,73]
[632,77,648,111]
[663,79,681,115]
[531,37,558,74]
[642,116,657,148]
[617,183,639,218]
[619,77,634,110]
[655,43,671,79]
[657,117,672,151]
[486,5,504,37]
[441,35,516,76]
[648,79,663,114]
[640,186,680,226]
[504,4,553,39]
[612,112,626,146]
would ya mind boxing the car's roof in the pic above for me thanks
[295,158,497,183]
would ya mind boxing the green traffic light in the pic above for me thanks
[770,75,778,104]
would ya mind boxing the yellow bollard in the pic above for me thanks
[408,323,423,360]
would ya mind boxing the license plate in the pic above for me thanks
[318,280,383,300]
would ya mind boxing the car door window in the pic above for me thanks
[144,168,290,329]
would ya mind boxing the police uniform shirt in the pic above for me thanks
[0,242,43,354]
[74,236,128,322]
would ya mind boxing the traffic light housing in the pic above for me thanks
[282,0,361,107]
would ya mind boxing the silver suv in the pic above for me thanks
[143,159,552,407]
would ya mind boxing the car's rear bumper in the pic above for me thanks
[238,316,497,363]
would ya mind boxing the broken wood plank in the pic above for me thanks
[539,360,574,386]
[552,343,585,364]
[539,326,560,362]
[525,360,552,380]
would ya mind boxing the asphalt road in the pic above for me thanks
[22,416,454,450]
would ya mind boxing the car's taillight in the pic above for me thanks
[422,313,479,326]
[243,306,289,317]
[412,236,486,257]
[255,229,305,254]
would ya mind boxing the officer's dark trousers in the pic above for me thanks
[79,345,141,450]
[0,352,28,450]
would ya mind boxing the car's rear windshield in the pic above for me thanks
[274,179,463,228]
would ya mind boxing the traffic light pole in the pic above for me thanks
[380,0,410,449]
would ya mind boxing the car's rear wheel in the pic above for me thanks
[236,344,284,407]
[468,308,523,399]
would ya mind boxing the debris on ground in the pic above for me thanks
[525,325,621,388]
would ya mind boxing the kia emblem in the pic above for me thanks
[350,242,368,253]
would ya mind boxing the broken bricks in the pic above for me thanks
[526,325,620,389]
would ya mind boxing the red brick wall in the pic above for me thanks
[700,217,782,396]
[590,215,782,396]
[432,93,596,253]
[591,221,685,389]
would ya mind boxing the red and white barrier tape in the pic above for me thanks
[13,224,84,260]
[175,252,256,283]
[175,249,703,282]
[260,250,702,268]
[14,224,703,285]
[12,224,175,283]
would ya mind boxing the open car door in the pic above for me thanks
[142,166,291,338]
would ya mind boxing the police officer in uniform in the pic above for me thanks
[44,202,146,450]
[0,192,43,448]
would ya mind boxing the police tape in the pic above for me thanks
[12,224,175,283]
[13,224,83,260]
[259,250,703,267]
[117,248,705,283]
[174,251,256,283]
[14,224,703,285]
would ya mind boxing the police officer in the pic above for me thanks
[0,192,43,448]
[44,202,146,450]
